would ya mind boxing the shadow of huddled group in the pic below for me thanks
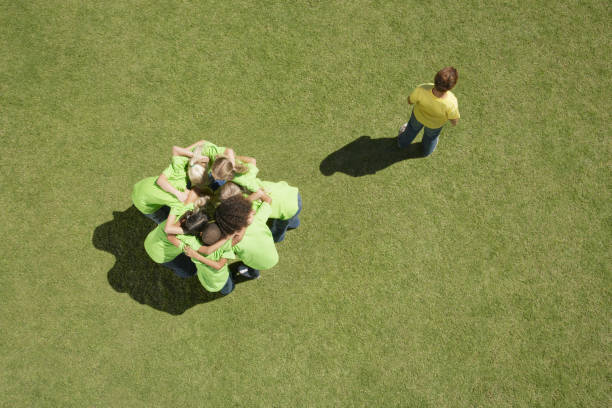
[92,206,235,315]
[319,136,424,177]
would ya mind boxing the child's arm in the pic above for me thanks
[247,188,271,204]
[237,155,256,166]
[156,174,188,203]
[164,213,185,235]
[186,140,207,150]
[184,246,228,270]
[197,237,229,256]
[171,140,209,158]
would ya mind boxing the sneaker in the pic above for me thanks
[237,264,260,280]
[398,122,408,135]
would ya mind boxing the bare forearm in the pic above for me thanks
[186,140,207,150]
[187,249,227,270]
[172,146,195,158]
[197,237,228,255]
[237,155,256,166]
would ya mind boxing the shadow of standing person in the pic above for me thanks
[319,136,424,177]
[92,205,223,315]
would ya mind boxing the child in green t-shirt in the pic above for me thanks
[216,182,277,280]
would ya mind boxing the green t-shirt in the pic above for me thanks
[232,162,262,193]
[194,238,236,292]
[233,201,278,270]
[132,144,228,214]
[261,180,299,220]
[201,142,227,167]
[143,203,201,263]
[131,156,190,214]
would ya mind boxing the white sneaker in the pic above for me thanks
[237,265,249,275]
[399,122,408,134]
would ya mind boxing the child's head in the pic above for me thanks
[210,155,247,181]
[434,66,458,93]
[218,182,243,201]
[200,222,222,246]
[188,145,210,188]
[214,195,252,237]
[179,195,211,235]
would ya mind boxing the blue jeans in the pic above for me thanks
[162,253,197,278]
[269,193,302,243]
[398,111,442,157]
[143,206,170,224]
[219,274,234,295]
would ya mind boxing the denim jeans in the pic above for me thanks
[161,253,197,278]
[143,206,171,224]
[269,193,302,243]
[219,274,235,295]
[398,111,442,157]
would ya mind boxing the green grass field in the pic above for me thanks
[1,0,610,406]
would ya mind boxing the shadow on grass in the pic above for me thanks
[319,135,424,177]
[92,205,228,315]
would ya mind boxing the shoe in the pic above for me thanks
[237,264,260,280]
[398,123,408,135]
[397,123,408,147]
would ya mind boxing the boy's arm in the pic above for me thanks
[184,246,228,270]
[449,118,459,126]
[156,174,188,203]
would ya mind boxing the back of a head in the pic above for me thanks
[214,195,252,237]
[211,156,234,181]
[188,145,209,187]
[434,66,458,92]
[200,222,222,245]
[180,210,209,235]
[218,182,243,202]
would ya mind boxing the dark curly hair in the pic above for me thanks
[214,195,252,237]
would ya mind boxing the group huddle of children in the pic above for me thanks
[131,140,302,296]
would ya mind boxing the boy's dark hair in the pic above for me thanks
[179,210,209,235]
[434,66,458,92]
[214,195,252,237]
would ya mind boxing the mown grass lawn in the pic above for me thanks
[1,0,609,406]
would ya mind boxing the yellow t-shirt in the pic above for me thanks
[410,83,460,129]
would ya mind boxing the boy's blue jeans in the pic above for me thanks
[397,111,442,157]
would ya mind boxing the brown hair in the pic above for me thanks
[434,67,458,92]
[200,222,222,245]
[214,195,252,237]
[218,182,244,201]
[178,195,211,235]
[210,156,248,181]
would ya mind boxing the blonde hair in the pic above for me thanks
[193,195,210,213]
[218,182,244,201]
[188,145,210,188]
[210,156,248,181]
